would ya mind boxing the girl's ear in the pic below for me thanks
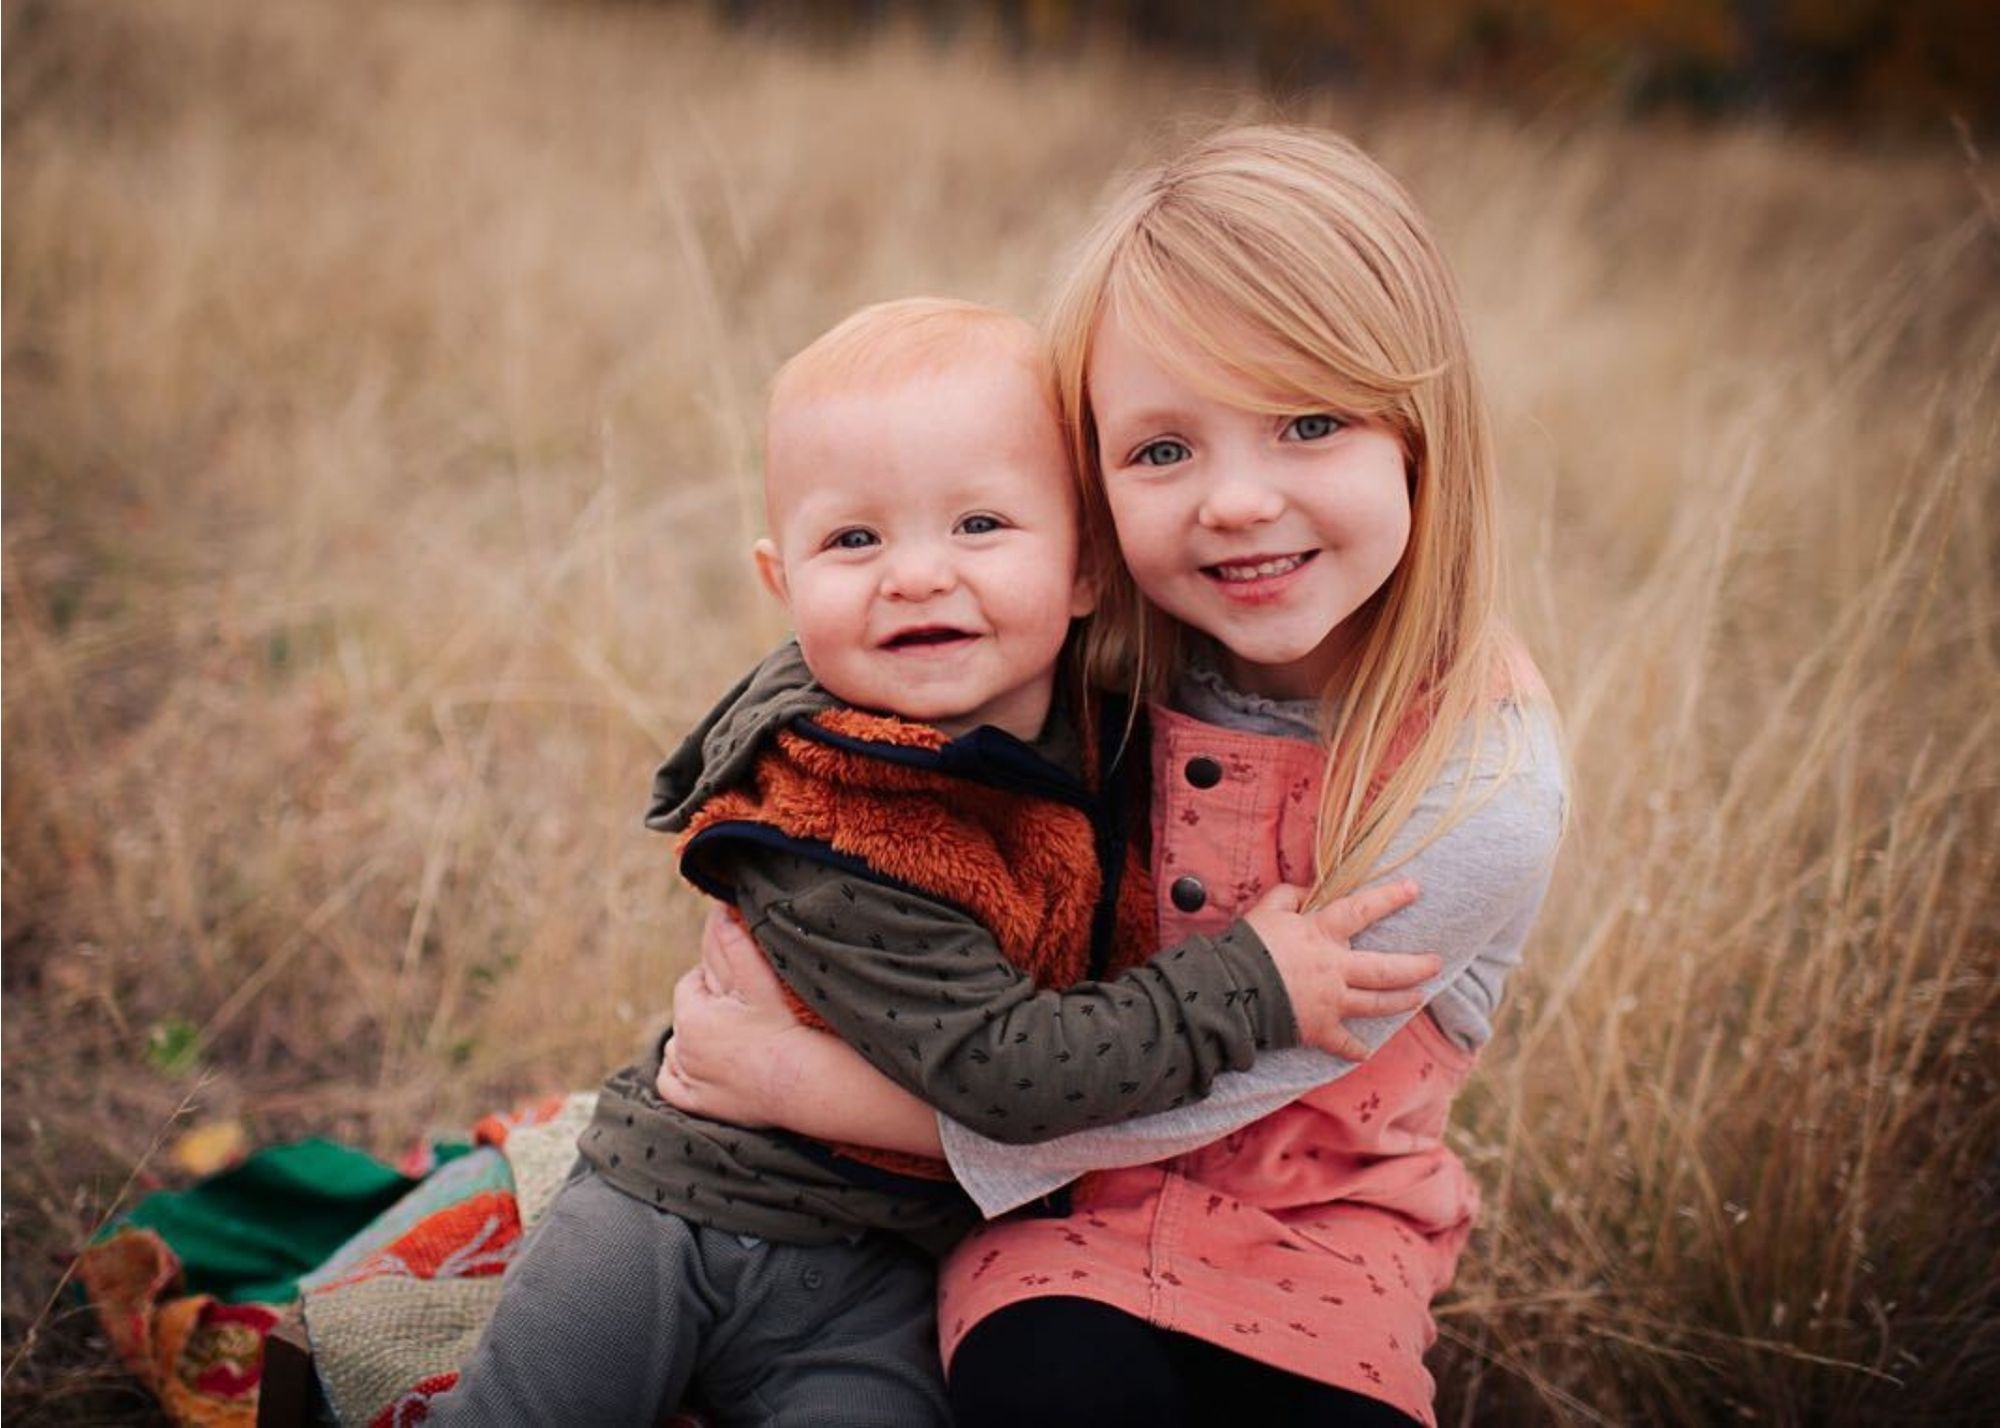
[752,539,790,607]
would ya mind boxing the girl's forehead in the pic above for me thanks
[1089,297,1362,418]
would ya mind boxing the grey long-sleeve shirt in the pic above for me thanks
[939,681,1567,1215]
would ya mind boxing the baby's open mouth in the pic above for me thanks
[883,626,976,649]
[1204,551,1316,584]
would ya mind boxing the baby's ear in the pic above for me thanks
[752,538,790,607]
[1069,542,1111,619]
[1069,563,1099,620]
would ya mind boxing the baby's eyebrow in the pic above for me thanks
[785,491,873,529]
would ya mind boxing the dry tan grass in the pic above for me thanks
[4,1,1996,1421]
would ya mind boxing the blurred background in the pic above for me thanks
[4,0,1995,1421]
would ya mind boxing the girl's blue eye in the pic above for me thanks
[829,528,878,550]
[1285,414,1344,442]
[957,514,1004,535]
[1134,438,1192,467]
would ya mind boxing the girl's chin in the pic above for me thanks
[1216,643,1343,701]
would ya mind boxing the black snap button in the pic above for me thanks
[1170,876,1207,913]
[803,1268,824,1290]
[1184,756,1223,789]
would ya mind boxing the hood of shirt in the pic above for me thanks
[643,641,836,835]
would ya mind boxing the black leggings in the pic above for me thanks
[948,1296,1421,1428]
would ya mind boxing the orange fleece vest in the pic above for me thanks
[680,707,1156,1181]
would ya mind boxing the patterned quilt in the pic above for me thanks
[76,1093,622,1426]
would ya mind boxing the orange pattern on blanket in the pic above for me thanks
[75,1228,279,1428]
[310,1191,522,1294]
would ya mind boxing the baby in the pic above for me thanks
[430,298,1435,1427]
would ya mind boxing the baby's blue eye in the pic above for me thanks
[1134,439,1191,467]
[1285,414,1344,441]
[957,514,1004,535]
[829,528,878,550]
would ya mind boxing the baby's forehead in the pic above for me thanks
[771,349,1056,455]
[765,358,1067,523]
[774,334,1050,416]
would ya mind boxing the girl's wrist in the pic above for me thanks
[751,1025,822,1126]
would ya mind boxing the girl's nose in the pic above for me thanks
[1196,470,1286,530]
[881,545,958,600]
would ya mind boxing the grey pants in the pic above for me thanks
[426,1166,949,1427]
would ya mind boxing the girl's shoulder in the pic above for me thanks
[1489,630,1552,706]
[1418,643,1567,860]
[1460,695,1565,800]
[1382,693,1565,901]
[1396,631,1566,835]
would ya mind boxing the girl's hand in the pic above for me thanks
[658,905,947,1157]
[1243,879,1440,1060]
[655,907,804,1125]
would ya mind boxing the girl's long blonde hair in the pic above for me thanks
[1049,125,1508,903]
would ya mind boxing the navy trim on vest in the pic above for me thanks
[1085,695,1142,982]
[766,1128,970,1202]
[680,822,877,902]
[679,823,981,925]
[788,718,1096,814]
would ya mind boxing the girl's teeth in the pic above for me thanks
[1214,555,1306,582]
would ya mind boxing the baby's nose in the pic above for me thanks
[881,546,957,598]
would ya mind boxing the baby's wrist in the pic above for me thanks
[1220,917,1302,1049]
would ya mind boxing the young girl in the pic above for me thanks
[661,124,1566,1427]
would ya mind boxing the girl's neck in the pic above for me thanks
[1175,642,1323,740]
[1214,625,1362,704]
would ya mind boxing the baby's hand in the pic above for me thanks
[1242,879,1439,1060]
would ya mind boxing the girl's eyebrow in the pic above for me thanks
[1097,405,1191,436]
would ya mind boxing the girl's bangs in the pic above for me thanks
[1107,228,1426,428]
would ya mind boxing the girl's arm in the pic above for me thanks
[669,849,1431,1145]
[724,855,1287,1142]
[663,702,1558,1204]
[657,906,946,1156]
[660,883,1433,1154]
[940,699,1568,1213]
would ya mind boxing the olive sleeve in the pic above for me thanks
[728,849,1297,1144]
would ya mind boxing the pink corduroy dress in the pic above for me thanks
[936,705,1482,1427]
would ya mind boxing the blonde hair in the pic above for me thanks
[1048,125,1509,902]
[770,296,1047,417]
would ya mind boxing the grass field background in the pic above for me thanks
[4,1,1996,1421]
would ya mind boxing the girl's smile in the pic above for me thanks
[1205,549,1318,600]
[1088,307,1413,701]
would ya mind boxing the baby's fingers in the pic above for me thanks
[1312,878,1418,939]
[699,905,788,1004]
[1339,948,1441,990]
[670,966,707,1028]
